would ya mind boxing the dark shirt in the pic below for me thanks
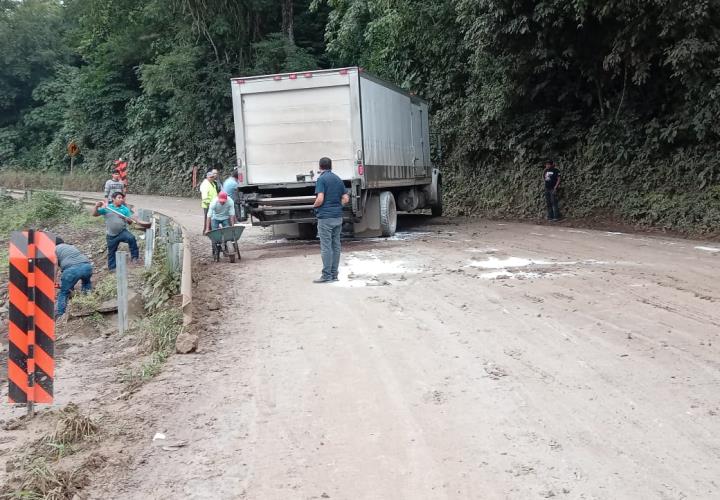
[56,243,91,270]
[544,167,560,190]
[314,170,346,219]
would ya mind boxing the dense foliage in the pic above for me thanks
[1,0,719,232]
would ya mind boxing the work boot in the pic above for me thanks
[313,277,332,284]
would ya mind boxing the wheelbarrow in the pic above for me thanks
[206,225,245,263]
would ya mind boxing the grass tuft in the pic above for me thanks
[121,309,183,389]
[49,403,97,445]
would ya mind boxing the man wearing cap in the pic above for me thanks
[92,192,140,270]
[54,237,93,318]
[204,191,236,234]
[200,170,219,231]
[543,160,562,221]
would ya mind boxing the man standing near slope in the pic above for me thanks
[312,157,349,283]
[222,169,245,221]
[199,170,219,231]
[93,192,140,270]
[543,159,562,221]
[103,169,126,202]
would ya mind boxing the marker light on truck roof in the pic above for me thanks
[234,79,245,85]
[273,75,282,81]
[304,73,313,78]
[289,73,297,80]
[339,69,348,75]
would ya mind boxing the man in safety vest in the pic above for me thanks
[199,170,218,231]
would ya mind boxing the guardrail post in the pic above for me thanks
[158,215,169,242]
[167,225,182,273]
[116,251,129,334]
[144,224,155,269]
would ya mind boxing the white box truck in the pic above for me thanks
[230,67,442,237]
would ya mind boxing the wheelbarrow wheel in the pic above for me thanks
[212,243,220,262]
[229,253,236,263]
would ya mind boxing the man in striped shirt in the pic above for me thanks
[104,169,126,202]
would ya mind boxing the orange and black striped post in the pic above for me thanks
[115,159,128,189]
[7,230,56,415]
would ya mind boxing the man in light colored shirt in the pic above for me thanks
[54,237,93,317]
[104,169,126,202]
[204,191,236,234]
[92,192,140,270]
[222,169,246,221]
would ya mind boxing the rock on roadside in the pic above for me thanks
[175,330,198,354]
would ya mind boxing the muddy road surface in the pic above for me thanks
[12,193,720,498]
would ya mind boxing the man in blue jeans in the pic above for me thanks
[312,157,349,283]
[92,192,140,270]
[54,237,93,317]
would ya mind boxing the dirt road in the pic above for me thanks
[8,193,720,499]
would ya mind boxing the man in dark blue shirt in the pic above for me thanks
[543,159,562,221]
[313,157,349,283]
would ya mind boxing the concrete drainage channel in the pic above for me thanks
[1,188,193,326]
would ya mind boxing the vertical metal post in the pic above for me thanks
[158,215,168,242]
[174,226,183,272]
[144,223,155,270]
[116,251,128,334]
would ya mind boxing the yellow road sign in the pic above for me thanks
[67,142,79,157]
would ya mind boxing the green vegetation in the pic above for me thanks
[0,191,79,237]
[1,404,96,500]
[141,244,180,312]
[68,273,116,313]
[0,171,105,192]
[1,1,718,233]
[122,308,183,388]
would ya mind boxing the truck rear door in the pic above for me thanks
[233,74,356,185]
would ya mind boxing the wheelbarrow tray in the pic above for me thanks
[206,225,245,263]
[206,225,245,243]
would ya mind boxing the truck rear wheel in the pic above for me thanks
[431,177,443,217]
[379,191,397,237]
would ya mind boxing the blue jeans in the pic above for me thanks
[545,189,561,220]
[56,263,93,316]
[106,229,139,270]
[211,218,231,230]
[317,217,342,280]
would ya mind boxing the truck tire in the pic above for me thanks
[431,176,443,217]
[379,191,397,237]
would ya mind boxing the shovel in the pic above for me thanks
[103,204,152,229]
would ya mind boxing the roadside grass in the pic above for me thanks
[0,170,105,192]
[67,210,98,229]
[0,191,82,238]
[68,273,117,314]
[121,308,183,390]
[50,403,98,445]
[2,404,97,500]
[12,458,88,500]
[141,244,180,312]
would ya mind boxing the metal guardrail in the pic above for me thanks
[1,188,194,326]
